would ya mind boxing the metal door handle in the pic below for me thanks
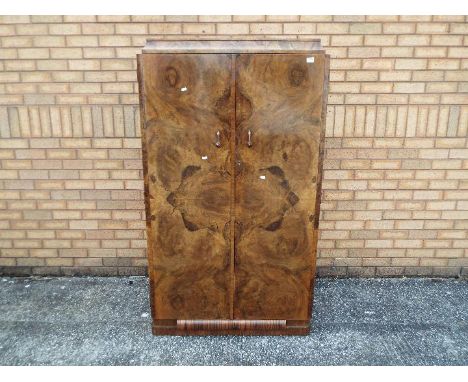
[215,131,221,147]
[247,130,252,147]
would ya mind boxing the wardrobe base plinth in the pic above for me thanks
[152,319,311,336]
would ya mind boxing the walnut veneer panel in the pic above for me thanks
[234,54,326,320]
[138,53,235,319]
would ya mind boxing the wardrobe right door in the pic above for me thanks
[234,53,326,320]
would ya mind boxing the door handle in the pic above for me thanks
[215,130,221,147]
[247,129,252,147]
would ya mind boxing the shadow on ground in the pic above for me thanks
[0,277,467,365]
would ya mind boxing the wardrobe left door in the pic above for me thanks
[138,53,235,320]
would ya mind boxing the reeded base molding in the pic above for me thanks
[152,319,310,336]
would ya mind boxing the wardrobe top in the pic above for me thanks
[142,39,324,54]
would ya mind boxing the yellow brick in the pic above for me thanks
[6,83,36,94]
[266,16,299,22]
[17,48,49,59]
[413,70,444,81]
[383,23,415,34]
[83,72,115,83]
[400,16,432,22]
[381,47,413,57]
[366,16,399,22]
[33,36,66,47]
[83,47,115,59]
[69,83,102,94]
[70,220,98,230]
[74,258,103,267]
[380,71,411,81]
[0,24,16,35]
[451,23,468,34]
[163,15,197,22]
[330,82,360,93]
[434,16,465,22]
[331,35,363,46]
[249,23,283,34]
[50,48,82,59]
[50,72,83,82]
[0,72,19,83]
[99,36,132,47]
[431,35,463,46]
[361,59,392,70]
[115,23,148,34]
[394,83,425,93]
[361,83,393,93]
[392,258,420,267]
[416,23,449,33]
[280,22,314,34]
[66,35,99,47]
[440,94,468,104]
[364,35,396,46]
[101,59,133,71]
[82,23,115,34]
[398,35,431,46]
[345,94,377,104]
[415,47,447,58]
[330,59,361,70]
[317,23,349,34]
[3,36,34,48]
[199,16,232,22]
[346,71,378,81]
[64,16,97,22]
[183,23,216,34]
[300,16,332,22]
[16,24,48,35]
[326,47,348,58]
[349,23,382,34]
[36,60,66,71]
[232,16,265,22]
[49,24,81,35]
[68,59,100,71]
[148,23,182,34]
[31,15,63,23]
[46,258,73,266]
[17,258,45,266]
[216,23,249,34]
[420,258,448,267]
[348,47,380,58]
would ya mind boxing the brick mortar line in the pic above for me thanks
[4,20,468,24]
[0,76,466,83]
[1,67,465,72]
[0,224,467,228]
[2,103,468,107]
[3,32,468,36]
[1,213,467,217]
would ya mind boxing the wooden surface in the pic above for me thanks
[152,319,310,335]
[234,54,325,319]
[143,39,323,54]
[138,42,329,335]
[139,53,234,319]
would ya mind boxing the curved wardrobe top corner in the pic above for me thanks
[141,39,325,54]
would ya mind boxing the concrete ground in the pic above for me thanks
[0,276,467,365]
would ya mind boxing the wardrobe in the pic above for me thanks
[137,40,329,335]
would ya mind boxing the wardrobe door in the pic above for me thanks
[139,54,235,319]
[234,54,326,320]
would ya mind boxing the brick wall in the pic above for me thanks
[0,15,467,277]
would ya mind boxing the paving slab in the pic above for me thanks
[0,277,467,365]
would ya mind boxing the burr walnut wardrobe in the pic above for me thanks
[137,40,329,335]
